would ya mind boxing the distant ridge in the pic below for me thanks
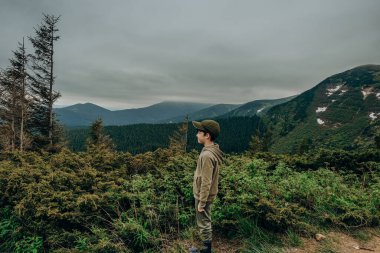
[218,96,297,118]
[159,103,241,123]
[55,96,295,126]
[55,101,214,126]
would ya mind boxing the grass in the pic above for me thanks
[350,229,372,242]
[237,218,284,253]
[315,238,338,253]
[242,243,283,253]
[285,229,304,247]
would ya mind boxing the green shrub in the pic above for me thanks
[0,148,379,252]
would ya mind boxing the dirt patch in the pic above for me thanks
[285,230,380,253]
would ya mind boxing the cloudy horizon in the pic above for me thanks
[1,0,379,110]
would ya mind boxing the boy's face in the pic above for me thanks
[196,129,209,144]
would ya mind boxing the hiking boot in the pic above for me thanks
[199,240,212,253]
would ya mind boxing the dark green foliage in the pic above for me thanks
[28,14,63,150]
[0,39,30,152]
[0,14,66,153]
[168,116,188,154]
[248,131,263,154]
[247,127,272,154]
[376,135,380,148]
[86,118,114,151]
[331,65,378,87]
[0,148,378,252]
[298,138,312,154]
[65,116,260,154]
[258,65,380,154]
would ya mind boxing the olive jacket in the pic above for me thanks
[193,143,224,208]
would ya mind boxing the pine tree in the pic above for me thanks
[86,118,114,151]
[262,128,272,152]
[9,38,30,151]
[248,129,263,154]
[0,38,30,152]
[0,69,15,150]
[28,14,61,149]
[169,115,189,154]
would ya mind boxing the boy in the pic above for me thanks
[191,119,224,253]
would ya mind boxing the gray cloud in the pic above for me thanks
[1,0,380,109]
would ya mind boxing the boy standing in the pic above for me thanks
[191,119,224,253]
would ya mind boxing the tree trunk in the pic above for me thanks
[48,25,54,146]
[20,38,25,152]
[11,75,16,151]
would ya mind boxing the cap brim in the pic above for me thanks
[192,121,205,131]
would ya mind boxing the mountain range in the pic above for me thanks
[55,101,212,126]
[55,97,294,126]
[61,64,380,153]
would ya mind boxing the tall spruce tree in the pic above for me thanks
[29,14,61,149]
[9,38,29,151]
[0,69,16,150]
[86,118,114,151]
[248,129,263,155]
[262,128,272,152]
[0,39,29,151]
[169,115,189,154]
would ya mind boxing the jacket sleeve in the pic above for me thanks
[198,154,214,208]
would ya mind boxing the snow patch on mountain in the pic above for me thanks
[326,85,342,96]
[339,90,347,95]
[317,118,325,125]
[361,87,374,99]
[369,112,380,121]
[257,107,265,113]
[316,107,327,113]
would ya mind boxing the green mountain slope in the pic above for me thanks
[160,103,241,123]
[264,64,380,153]
[219,96,296,118]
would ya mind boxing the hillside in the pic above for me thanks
[219,96,296,118]
[159,96,296,123]
[263,64,380,153]
[159,103,241,123]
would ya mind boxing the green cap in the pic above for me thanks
[192,119,221,139]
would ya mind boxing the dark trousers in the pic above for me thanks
[195,198,212,241]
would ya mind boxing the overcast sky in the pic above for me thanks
[1,0,379,110]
